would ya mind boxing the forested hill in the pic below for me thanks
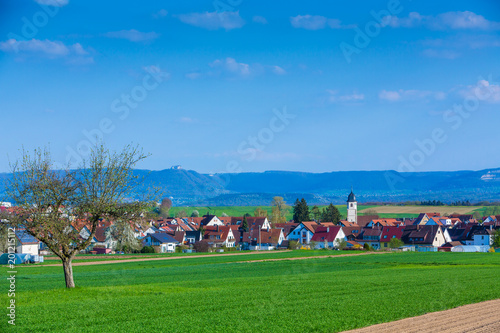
[1,168,500,206]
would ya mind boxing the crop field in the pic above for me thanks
[358,205,482,215]
[1,252,499,332]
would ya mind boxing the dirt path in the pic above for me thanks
[37,251,374,267]
[341,298,500,333]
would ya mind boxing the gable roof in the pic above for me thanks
[311,226,342,242]
[300,221,319,233]
[15,229,39,245]
[379,226,403,241]
[149,233,179,244]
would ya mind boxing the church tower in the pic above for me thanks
[346,188,357,223]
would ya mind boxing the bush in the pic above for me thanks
[288,240,300,250]
[363,243,371,251]
[193,241,211,253]
[140,246,155,253]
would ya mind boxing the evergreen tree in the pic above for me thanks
[293,198,310,224]
[321,203,342,224]
[311,205,321,221]
[241,215,249,232]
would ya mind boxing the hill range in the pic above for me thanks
[1,167,500,206]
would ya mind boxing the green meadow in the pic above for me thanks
[168,205,377,220]
[1,252,499,332]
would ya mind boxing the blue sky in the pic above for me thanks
[1,0,500,174]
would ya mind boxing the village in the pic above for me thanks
[3,190,500,261]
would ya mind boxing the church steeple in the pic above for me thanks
[346,188,357,223]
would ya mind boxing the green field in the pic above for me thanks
[168,205,377,220]
[169,204,487,220]
[2,252,499,332]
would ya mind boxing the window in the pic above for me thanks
[350,203,353,207]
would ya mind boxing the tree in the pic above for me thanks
[311,205,321,221]
[176,209,187,218]
[321,203,342,224]
[5,145,153,288]
[271,196,289,224]
[110,222,142,253]
[336,239,347,250]
[388,237,404,249]
[293,198,310,224]
[191,210,200,217]
[159,198,172,218]
[254,207,268,217]
[363,243,371,251]
[241,215,249,232]
[287,240,300,250]
[492,229,500,248]
[221,212,229,217]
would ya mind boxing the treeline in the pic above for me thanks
[292,198,342,224]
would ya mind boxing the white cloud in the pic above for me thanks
[210,57,251,76]
[461,80,500,103]
[34,0,68,7]
[177,11,245,30]
[185,72,202,80]
[0,39,92,63]
[104,30,160,42]
[290,15,354,30]
[253,16,268,24]
[271,66,286,75]
[422,49,460,59]
[382,11,500,30]
[153,9,168,19]
[379,89,446,101]
[179,117,197,123]
[327,90,365,103]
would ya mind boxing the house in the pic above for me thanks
[310,226,345,249]
[185,230,203,244]
[274,223,299,239]
[472,228,494,246]
[91,226,117,251]
[343,226,361,241]
[379,226,404,249]
[241,228,285,250]
[366,219,398,227]
[287,221,320,244]
[356,227,383,249]
[15,230,39,256]
[222,216,271,230]
[203,225,236,248]
[401,225,447,251]
[338,220,359,227]
[142,233,179,253]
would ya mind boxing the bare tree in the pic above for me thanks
[5,145,153,288]
[271,196,289,224]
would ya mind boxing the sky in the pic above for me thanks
[1,0,500,174]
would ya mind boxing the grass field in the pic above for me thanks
[168,205,377,220]
[2,252,499,332]
[168,205,484,220]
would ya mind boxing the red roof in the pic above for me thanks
[379,226,404,242]
[311,226,342,242]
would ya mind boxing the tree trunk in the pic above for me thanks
[62,257,75,288]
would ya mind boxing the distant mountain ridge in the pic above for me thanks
[2,168,500,206]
